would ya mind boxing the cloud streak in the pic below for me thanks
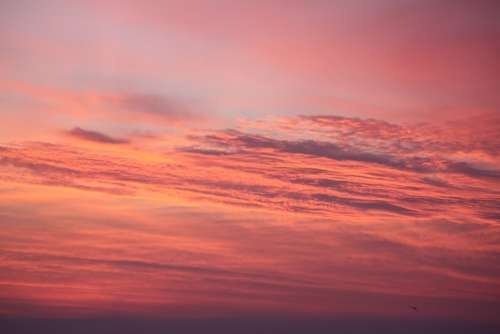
[67,127,130,145]
[104,94,194,121]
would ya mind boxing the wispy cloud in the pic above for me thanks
[1,114,499,219]
[67,127,130,145]
[3,81,199,128]
[103,94,195,121]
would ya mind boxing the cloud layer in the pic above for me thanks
[1,113,499,323]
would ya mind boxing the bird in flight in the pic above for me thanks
[410,305,418,312]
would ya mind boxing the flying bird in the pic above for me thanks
[410,305,418,312]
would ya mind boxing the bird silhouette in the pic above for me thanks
[410,305,418,312]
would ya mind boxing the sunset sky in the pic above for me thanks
[1,1,500,333]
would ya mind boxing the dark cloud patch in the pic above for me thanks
[300,114,500,157]
[178,146,233,156]
[311,193,419,216]
[68,127,129,145]
[203,130,407,169]
[420,176,453,188]
[293,178,347,189]
[109,94,194,121]
[201,130,435,174]
[447,162,500,180]
[279,140,398,168]
[198,127,500,180]
[480,212,500,222]
[300,115,404,140]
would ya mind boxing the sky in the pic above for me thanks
[1,0,500,333]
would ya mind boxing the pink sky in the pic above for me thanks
[1,1,499,333]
